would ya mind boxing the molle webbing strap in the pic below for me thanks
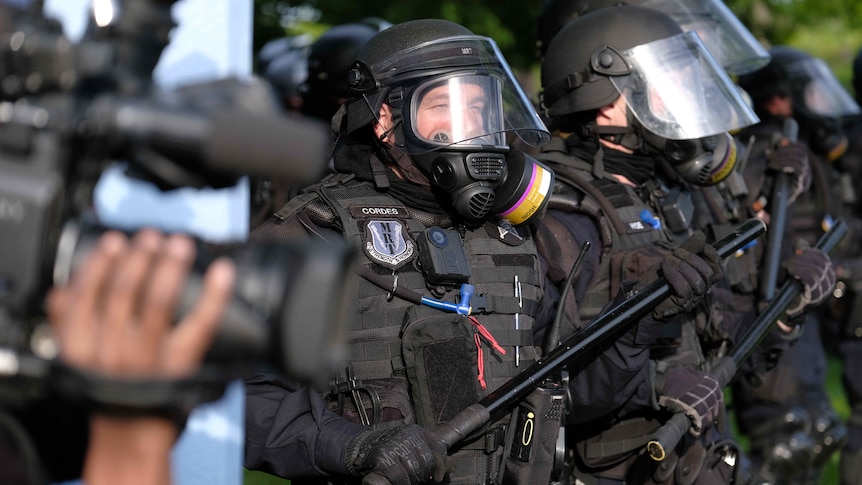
[459,224,542,390]
[314,182,423,381]
[552,165,628,238]
[368,152,391,189]
[311,179,544,482]
[582,417,661,460]
[312,180,543,387]
[554,167,666,321]
[476,294,538,316]
[274,191,323,221]
[538,139,595,173]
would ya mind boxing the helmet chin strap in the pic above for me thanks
[585,105,644,153]
[589,123,642,153]
[376,118,403,145]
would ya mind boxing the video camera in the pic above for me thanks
[0,0,351,407]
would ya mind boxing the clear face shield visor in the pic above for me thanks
[786,56,862,118]
[642,0,770,75]
[409,75,507,151]
[369,36,548,155]
[611,31,759,140]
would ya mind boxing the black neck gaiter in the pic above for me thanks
[566,137,655,185]
[332,142,448,214]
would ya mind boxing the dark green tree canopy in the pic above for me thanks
[254,0,862,93]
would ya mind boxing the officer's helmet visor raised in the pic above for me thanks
[612,31,758,140]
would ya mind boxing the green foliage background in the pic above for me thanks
[245,1,859,483]
[253,0,862,92]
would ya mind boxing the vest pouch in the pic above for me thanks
[738,350,798,404]
[329,376,415,426]
[690,438,740,485]
[707,223,759,293]
[401,309,483,430]
[574,416,662,480]
[501,384,565,484]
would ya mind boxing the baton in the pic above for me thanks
[646,218,846,462]
[363,218,766,484]
[759,118,799,302]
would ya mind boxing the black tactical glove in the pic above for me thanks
[344,424,447,484]
[767,139,811,204]
[783,247,836,319]
[640,231,724,320]
[654,364,724,436]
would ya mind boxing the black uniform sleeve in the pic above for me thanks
[534,209,654,425]
[244,372,365,478]
[245,208,363,478]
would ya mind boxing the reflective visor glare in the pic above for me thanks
[614,31,758,139]
[643,0,770,75]
[791,58,862,117]
[411,76,506,147]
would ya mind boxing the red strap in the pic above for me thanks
[468,316,506,390]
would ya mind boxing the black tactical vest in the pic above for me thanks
[281,177,545,484]
[691,183,762,295]
[538,139,677,322]
[539,139,716,481]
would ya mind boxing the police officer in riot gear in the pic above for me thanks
[825,46,862,485]
[252,22,383,230]
[252,34,312,229]
[242,19,564,485]
[536,5,834,484]
[733,45,857,485]
[258,34,313,114]
[301,22,381,123]
[535,0,771,77]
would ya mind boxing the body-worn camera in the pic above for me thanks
[417,226,471,287]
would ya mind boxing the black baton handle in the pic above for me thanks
[647,218,847,462]
[760,118,799,302]
[363,218,767,484]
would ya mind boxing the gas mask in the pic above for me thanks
[399,73,553,224]
[783,52,860,161]
[347,34,552,224]
[798,115,848,162]
[604,31,754,185]
[641,128,738,185]
[423,145,556,224]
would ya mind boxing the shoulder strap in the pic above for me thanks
[550,164,628,243]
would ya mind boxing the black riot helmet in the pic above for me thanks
[343,19,554,224]
[302,22,380,121]
[258,35,312,112]
[540,6,757,185]
[536,0,769,75]
[738,46,861,161]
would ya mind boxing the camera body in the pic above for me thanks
[0,0,347,395]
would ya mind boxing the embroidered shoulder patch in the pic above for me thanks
[363,219,416,269]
